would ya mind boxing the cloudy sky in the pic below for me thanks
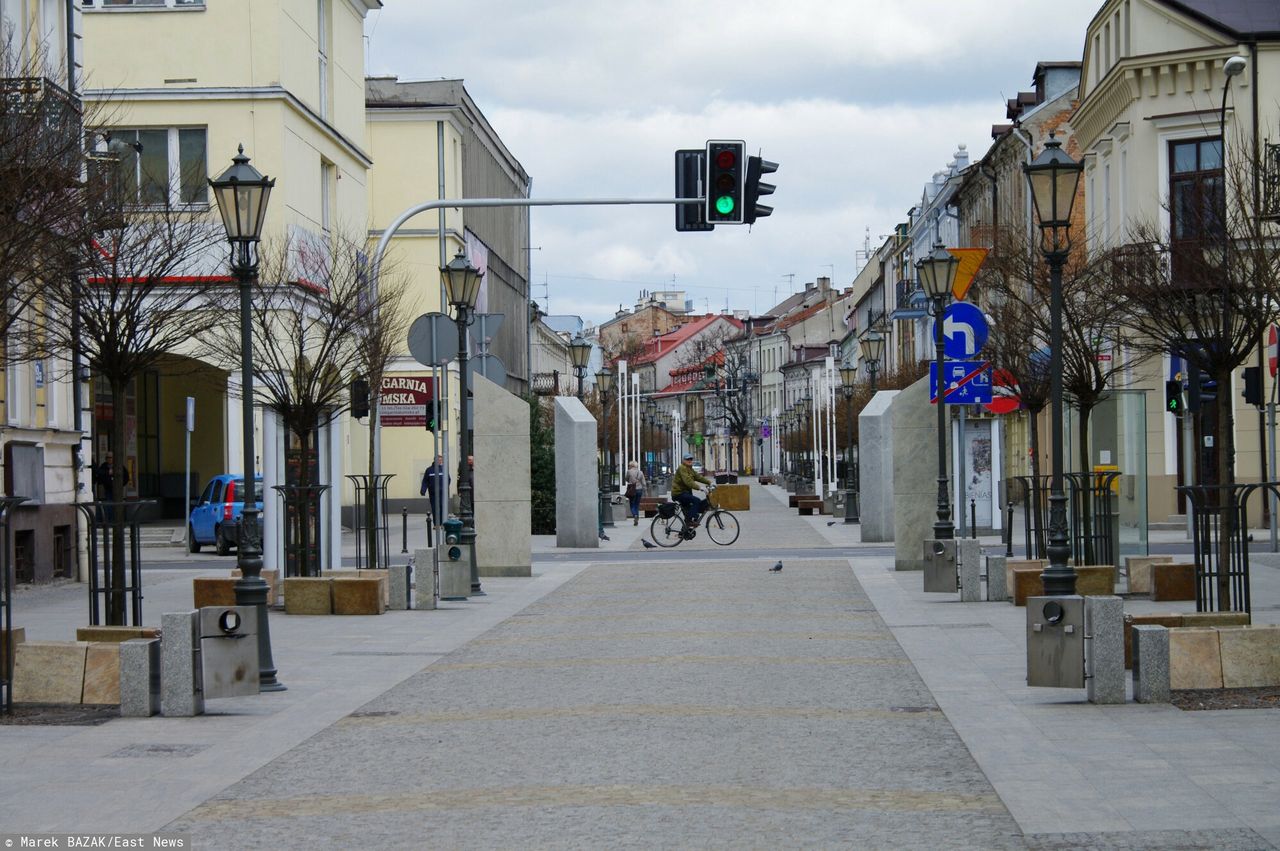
[365,0,1103,325]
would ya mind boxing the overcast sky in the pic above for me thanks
[365,0,1103,325]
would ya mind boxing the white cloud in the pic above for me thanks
[366,0,1103,322]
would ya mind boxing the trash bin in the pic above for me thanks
[198,605,259,699]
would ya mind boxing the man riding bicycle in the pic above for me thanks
[672,453,713,526]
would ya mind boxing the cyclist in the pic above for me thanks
[672,453,713,526]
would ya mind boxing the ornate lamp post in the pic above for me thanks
[918,243,960,541]
[569,335,592,400]
[441,251,484,595]
[802,389,814,490]
[596,367,615,529]
[860,330,884,394]
[209,146,283,692]
[1023,133,1084,595]
[839,363,858,524]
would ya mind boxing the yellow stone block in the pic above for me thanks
[1218,626,1280,688]
[711,484,750,511]
[330,570,389,607]
[193,577,239,609]
[230,568,278,606]
[12,641,88,704]
[1005,560,1046,601]
[75,626,160,643]
[331,577,386,616]
[283,577,333,615]
[1169,628,1224,690]
[82,643,121,705]
[1125,555,1173,595]
[1,626,25,674]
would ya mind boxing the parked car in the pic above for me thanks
[188,474,264,555]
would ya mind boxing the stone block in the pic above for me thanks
[1169,627,1223,690]
[74,626,160,643]
[160,611,203,717]
[1,626,25,674]
[229,569,278,607]
[1132,625,1171,703]
[1012,564,1113,607]
[1124,613,1184,669]
[119,638,160,717]
[1086,596,1125,704]
[1125,555,1173,595]
[860,389,900,544]
[331,577,386,616]
[713,484,750,511]
[1151,562,1197,601]
[1218,625,1280,688]
[193,578,239,609]
[82,643,121,705]
[329,570,389,607]
[554,396,599,548]
[1011,566,1044,607]
[891,379,937,568]
[283,577,333,615]
[1181,611,1250,629]
[388,563,409,611]
[986,555,1007,603]
[414,547,437,610]
[958,539,982,602]
[474,374,533,577]
[11,641,88,704]
[1005,559,1046,602]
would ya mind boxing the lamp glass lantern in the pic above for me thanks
[838,364,858,389]
[859,331,885,366]
[1024,134,1083,249]
[209,145,274,245]
[568,335,592,370]
[441,251,483,310]
[917,244,960,300]
[595,368,615,395]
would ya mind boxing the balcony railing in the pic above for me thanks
[890,279,927,320]
[1264,143,1280,222]
[1,77,82,173]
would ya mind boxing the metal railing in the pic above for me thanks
[1010,472,1120,566]
[346,474,394,570]
[1178,483,1280,614]
[77,501,152,626]
[0,498,27,715]
[274,485,330,578]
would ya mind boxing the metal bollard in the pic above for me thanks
[401,507,408,553]
[426,515,434,548]
[1005,501,1014,557]
[970,499,977,539]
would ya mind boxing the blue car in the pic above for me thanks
[188,474,264,555]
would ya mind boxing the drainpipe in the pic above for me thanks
[1010,122,1035,246]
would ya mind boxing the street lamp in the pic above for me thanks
[839,363,858,524]
[596,367,615,530]
[209,145,283,692]
[569,335,592,400]
[442,250,484,595]
[1023,132,1084,595]
[860,330,884,394]
[918,243,960,541]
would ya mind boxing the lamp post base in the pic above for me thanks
[843,487,859,524]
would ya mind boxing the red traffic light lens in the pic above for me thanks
[715,150,737,169]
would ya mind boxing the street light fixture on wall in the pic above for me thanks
[209,145,283,692]
[839,363,858,525]
[1023,132,1084,596]
[442,250,484,595]
[569,335,592,399]
[918,243,960,541]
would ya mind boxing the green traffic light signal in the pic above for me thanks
[1164,379,1182,414]
[715,195,735,215]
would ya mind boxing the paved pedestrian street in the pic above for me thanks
[169,558,1024,849]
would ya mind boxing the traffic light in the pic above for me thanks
[351,377,370,419]
[1243,366,1262,407]
[675,149,713,232]
[1165,380,1183,414]
[1187,363,1217,413]
[743,155,778,225]
[705,140,745,224]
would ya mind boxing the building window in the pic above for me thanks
[317,0,329,120]
[101,127,207,207]
[1169,137,1223,284]
[85,1,203,9]
[320,159,336,235]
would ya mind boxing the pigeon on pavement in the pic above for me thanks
[770,560,783,572]
[641,539,656,549]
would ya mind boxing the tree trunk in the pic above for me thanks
[1077,403,1094,566]
[1028,406,1045,559]
[108,379,128,625]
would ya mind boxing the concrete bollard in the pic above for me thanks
[414,548,437,610]
[958,540,982,602]
[119,638,161,717]
[1132,625,1171,703]
[160,611,203,717]
[986,555,1008,603]
[388,562,409,611]
[1085,596,1125,704]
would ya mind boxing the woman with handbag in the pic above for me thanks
[625,460,646,525]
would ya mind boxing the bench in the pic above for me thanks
[796,496,823,516]
[1124,611,1249,669]
[1169,624,1280,690]
[11,640,121,706]
[283,577,333,615]
[1151,562,1197,601]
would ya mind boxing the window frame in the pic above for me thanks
[97,125,209,210]
[84,0,204,10]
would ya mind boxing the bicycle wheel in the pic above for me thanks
[704,509,740,546]
[649,511,686,547]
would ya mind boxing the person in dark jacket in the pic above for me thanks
[420,455,449,522]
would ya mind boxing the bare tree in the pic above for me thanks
[213,231,381,575]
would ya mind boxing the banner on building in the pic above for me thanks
[379,375,435,427]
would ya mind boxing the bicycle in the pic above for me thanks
[649,488,740,547]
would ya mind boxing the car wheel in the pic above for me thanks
[215,527,232,556]
[188,524,201,553]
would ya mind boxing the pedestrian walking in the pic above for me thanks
[625,460,647,525]
[420,454,449,523]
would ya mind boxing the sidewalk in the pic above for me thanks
[1,482,1276,847]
